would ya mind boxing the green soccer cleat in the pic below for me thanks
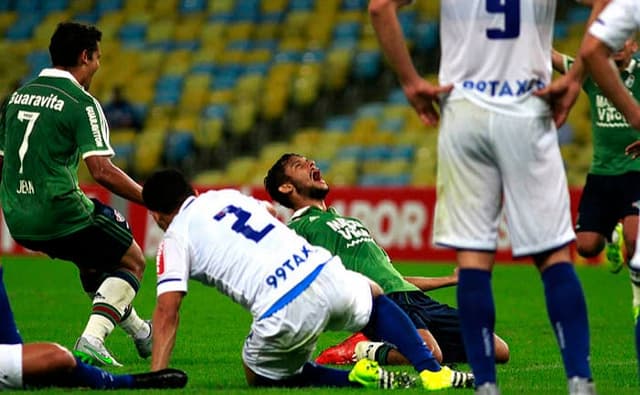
[73,336,123,367]
[419,366,474,391]
[633,305,640,323]
[348,358,415,389]
[605,223,625,274]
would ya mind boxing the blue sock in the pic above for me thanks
[68,358,134,389]
[636,316,640,380]
[366,294,441,372]
[457,269,496,386]
[542,263,591,379]
[252,362,355,387]
[0,267,22,344]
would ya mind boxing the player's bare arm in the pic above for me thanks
[151,291,184,371]
[85,155,144,205]
[405,270,458,292]
[368,0,452,126]
[581,35,640,130]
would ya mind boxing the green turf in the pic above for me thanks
[3,256,638,394]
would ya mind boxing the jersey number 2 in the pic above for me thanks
[214,205,275,243]
[486,0,520,39]
[16,110,40,174]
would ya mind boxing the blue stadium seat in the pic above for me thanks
[398,11,416,37]
[180,0,206,13]
[353,50,381,81]
[333,21,361,41]
[412,22,439,51]
[96,0,123,15]
[234,0,260,22]
[387,88,409,104]
[356,102,384,119]
[554,22,569,40]
[341,0,367,11]
[164,132,195,167]
[5,13,42,40]
[337,145,364,160]
[289,0,315,11]
[363,145,392,161]
[26,50,50,71]
[389,145,415,160]
[378,117,405,133]
[244,62,270,76]
[203,104,229,119]
[42,0,68,12]
[325,115,353,132]
[0,0,10,11]
[119,23,147,44]
[74,11,100,24]
[15,0,39,13]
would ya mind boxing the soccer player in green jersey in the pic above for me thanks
[0,22,151,367]
[264,153,510,367]
[553,40,640,276]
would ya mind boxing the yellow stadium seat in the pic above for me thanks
[110,129,137,145]
[226,22,254,41]
[194,118,224,149]
[133,131,166,177]
[224,156,258,185]
[174,15,205,42]
[208,89,234,105]
[193,169,226,186]
[146,18,175,44]
[123,0,150,13]
[228,101,257,136]
[261,0,288,14]
[150,0,179,17]
[172,114,199,132]
[209,0,235,14]
[254,22,280,40]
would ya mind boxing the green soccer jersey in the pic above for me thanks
[288,205,417,293]
[0,68,114,240]
[564,55,640,175]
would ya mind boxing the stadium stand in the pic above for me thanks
[0,0,593,186]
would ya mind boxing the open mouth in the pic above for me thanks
[311,169,322,181]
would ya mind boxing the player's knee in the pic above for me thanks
[120,242,146,279]
[49,343,77,371]
[576,244,601,258]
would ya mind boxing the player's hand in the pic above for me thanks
[403,80,453,126]
[534,73,582,127]
[625,140,640,159]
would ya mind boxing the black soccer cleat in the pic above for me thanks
[131,368,188,389]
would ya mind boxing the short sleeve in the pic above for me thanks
[75,98,114,159]
[156,234,190,296]
[589,0,640,52]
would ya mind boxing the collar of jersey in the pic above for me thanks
[39,68,84,89]
[290,205,338,222]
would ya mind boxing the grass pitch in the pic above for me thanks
[3,255,638,394]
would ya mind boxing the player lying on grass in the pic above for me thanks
[264,153,510,366]
[0,263,187,390]
[143,168,474,390]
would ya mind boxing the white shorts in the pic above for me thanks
[433,98,575,257]
[242,257,372,380]
[0,344,22,390]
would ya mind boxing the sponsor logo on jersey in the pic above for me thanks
[9,92,64,111]
[85,106,104,147]
[595,95,630,128]
[461,78,545,97]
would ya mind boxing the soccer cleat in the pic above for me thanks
[73,335,123,367]
[605,223,624,274]
[419,366,474,390]
[131,368,188,389]
[568,376,597,395]
[348,358,415,389]
[475,382,501,395]
[633,305,640,323]
[315,332,368,365]
[133,320,152,359]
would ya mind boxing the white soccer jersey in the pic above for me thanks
[588,0,640,52]
[156,189,336,319]
[439,0,555,115]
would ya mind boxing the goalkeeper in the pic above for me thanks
[264,153,510,366]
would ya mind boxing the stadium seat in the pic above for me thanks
[180,0,206,14]
[164,131,195,167]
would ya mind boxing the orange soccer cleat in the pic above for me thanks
[315,332,369,365]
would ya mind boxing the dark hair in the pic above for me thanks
[264,153,299,209]
[143,169,196,214]
[49,22,102,67]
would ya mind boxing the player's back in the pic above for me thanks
[168,189,337,319]
[440,0,556,115]
[0,70,109,239]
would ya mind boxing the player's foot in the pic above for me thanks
[605,223,624,274]
[568,376,597,395]
[633,305,640,323]
[131,368,188,389]
[73,335,123,367]
[315,332,368,365]
[354,340,385,361]
[419,366,474,390]
[133,320,152,359]
[475,382,501,395]
[347,358,414,389]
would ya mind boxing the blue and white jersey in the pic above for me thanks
[156,189,337,320]
[439,0,555,116]
[589,0,640,52]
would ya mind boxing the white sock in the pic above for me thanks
[81,277,136,341]
[120,306,150,339]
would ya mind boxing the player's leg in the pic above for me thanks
[20,342,186,389]
[534,247,592,387]
[433,99,502,390]
[0,265,22,344]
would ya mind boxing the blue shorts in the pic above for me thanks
[387,291,466,364]
[576,172,640,238]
